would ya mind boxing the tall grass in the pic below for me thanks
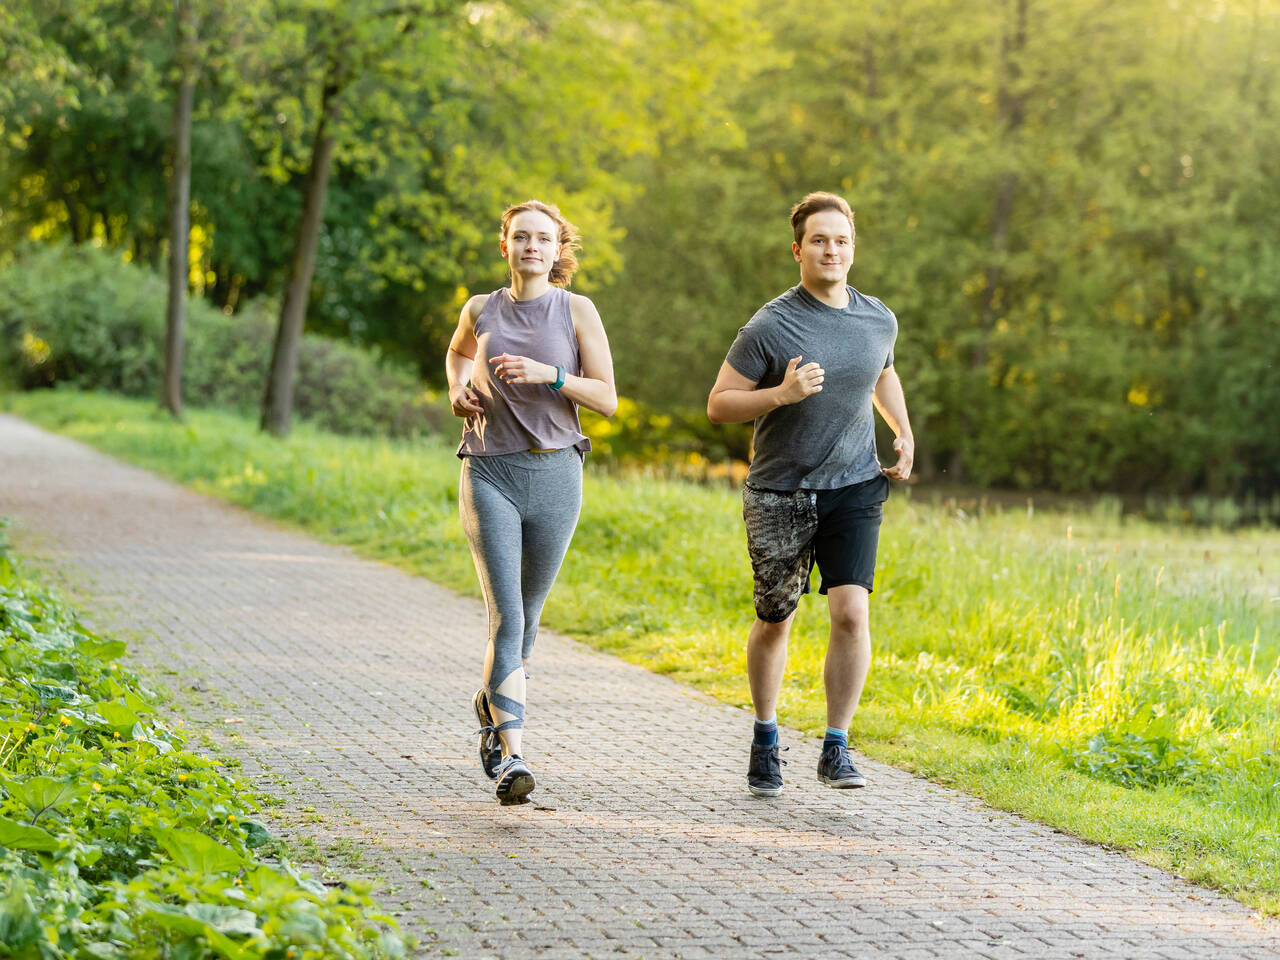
[6,389,1279,913]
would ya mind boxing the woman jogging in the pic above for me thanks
[446,200,617,805]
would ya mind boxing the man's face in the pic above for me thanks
[792,209,854,287]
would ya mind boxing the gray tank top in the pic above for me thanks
[457,286,591,457]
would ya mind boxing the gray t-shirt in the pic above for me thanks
[725,284,897,491]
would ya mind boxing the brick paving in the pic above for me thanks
[1,412,1278,960]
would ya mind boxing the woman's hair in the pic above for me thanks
[500,200,581,287]
[790,191,855,244]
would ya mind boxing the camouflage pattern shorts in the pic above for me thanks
[742,476,887,623]
[742,485,820,623]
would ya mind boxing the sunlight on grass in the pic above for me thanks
[6,389,1279,915]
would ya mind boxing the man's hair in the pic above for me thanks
[500,200,582,287]
[790,192,855,244]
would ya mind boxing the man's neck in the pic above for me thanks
[800,277,850,308]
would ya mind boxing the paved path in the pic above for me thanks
[1,413,1277,960]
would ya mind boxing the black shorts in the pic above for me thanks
[742,474,888,623]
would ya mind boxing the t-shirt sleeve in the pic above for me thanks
[724,310,774,383]
[883,305,898,369]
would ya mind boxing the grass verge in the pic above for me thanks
[0,517,410,958]
[5,388,1279,915]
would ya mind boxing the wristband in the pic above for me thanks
[549,365,565,391]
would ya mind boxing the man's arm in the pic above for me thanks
[873,364,914,480]
[707,357,825,424]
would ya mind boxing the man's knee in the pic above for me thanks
[827,587,869,638]
[752,614,793,645]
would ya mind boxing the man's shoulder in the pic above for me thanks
[746,286,803,327]
[850,286,896,321]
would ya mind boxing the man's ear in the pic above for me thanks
[792,241,802,263]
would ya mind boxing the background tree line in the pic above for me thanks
[1,0,1277,495]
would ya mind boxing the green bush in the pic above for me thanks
[0,243,448,438]
[0,524,409,958]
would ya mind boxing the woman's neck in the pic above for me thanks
[509,274,552,301]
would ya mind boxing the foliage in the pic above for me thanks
[590,0,1280,496]
[0,243,448,436]
[0,523,409,958]
[0,0,756,373]
[9,390,1279,913]
[2,0,1278,487]
[580,397,749,474]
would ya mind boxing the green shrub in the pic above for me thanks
[0,525,409,958]
[0,243,448,438]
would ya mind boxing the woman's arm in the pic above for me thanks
[446,295,485,418]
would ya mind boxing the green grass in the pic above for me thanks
[7,388,1280,914]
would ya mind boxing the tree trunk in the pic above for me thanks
[161,1,197,420]
[260,77,341,437]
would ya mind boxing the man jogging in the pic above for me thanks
[707,192,913,797]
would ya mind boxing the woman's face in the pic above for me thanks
[501,210,561,280]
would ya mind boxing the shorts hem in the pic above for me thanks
[818,578,874,595]
[753,607,798,624]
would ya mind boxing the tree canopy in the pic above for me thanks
[2,0,1277,493]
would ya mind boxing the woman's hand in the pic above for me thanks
[449,383,483,417]
[490,353,556,385]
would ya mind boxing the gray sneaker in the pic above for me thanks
[747,742,787,797]
[817,742,866,788]
[494,754,535,806]
[472,689,501,780]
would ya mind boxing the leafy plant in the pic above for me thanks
[0,533,409,958]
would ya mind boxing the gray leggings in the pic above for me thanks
[459,448,582,732]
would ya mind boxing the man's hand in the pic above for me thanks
[490,353,555,385]
[777,355,824,405]
[881,434,914,481]
[449,384,483,418]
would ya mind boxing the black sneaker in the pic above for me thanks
[494,754,535,805]
[472,689,501,780]
[817,742,867,788]
[747,742,786,797]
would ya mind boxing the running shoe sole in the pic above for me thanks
[818,771,867,789]
[748,783,784,798]
[472,689,501,781]
[496,766,535,806]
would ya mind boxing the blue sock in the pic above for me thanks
[753,718,778,747]
[823,727,847,749]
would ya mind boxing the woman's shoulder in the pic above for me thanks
[566,290,602,327]
[466,290,506,325]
